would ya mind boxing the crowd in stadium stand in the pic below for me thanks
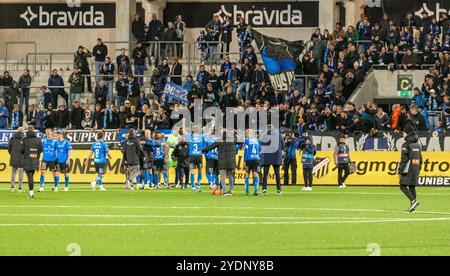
[0,11,449,135]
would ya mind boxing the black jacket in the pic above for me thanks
[95,85,108,109]
[56,109,69,129]
[123,135,145,166]
[69,107,85,129]
[8,132,24,168]
[172,142,189,168]
[398,134,422,185]
[92,43,108,62]
[22,131,42,172]
[132,46,148,66]
[202,133,241,170]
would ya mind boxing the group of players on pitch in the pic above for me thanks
[8,125,422,213]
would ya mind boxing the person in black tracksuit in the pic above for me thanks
[123,129,145,190]
[8,128,25,192]
[398,132,423,213]
[283,135,299,186]
[172,137,190,189]
[22,126,43,199]
[334,135,351,188]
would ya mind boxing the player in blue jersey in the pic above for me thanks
[140,129,156,190]
[39,129,59,192]
[85,131,111,191]
[54,130,72,192]
[153,132,169,189]
[187,127,205,192]
[204,131,219,195]
[244,129,261,196]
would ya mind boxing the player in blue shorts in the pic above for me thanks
[54,130,72,192]
[244,129,261,196]
[85,131,111,191]
[204,131,219,195]
[187,127,205,192]
[153,132,169,189]
[39,129,58,192]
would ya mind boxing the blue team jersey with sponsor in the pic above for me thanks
[56,139,72,164]
[188,134,204,156]
[153,140,165,160]
[204,136,218,160]
[42,138,58,162]
[91,141,109,164]
[244,137,261,161]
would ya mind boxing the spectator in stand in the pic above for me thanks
[162,22,178,58]
[18,69,31,115]
[100,57,115,103]
[401,48,419,70]
[238,59,253,102]
[92,103,104,130]
[9,104,23,130]
[48,69,66,109]
[148,13,164,64]
[221,16,233,59]
[118,57,132,76]
[241,46,258,68]
[116,72,128,107]
[373,106,390,131]
[5,81,20,111]
[132,42,148,87]
[55,104,69,129]
[238,26,254,59]
[127,75,141,106]
[68,68,84,103]
[69,101,84,130]
[92,38,108,84]
[74,46,92,93]
[26,104,36,128]
[150,68,167,101]
[226,63,241,94]
[95,80,108,109]
[170,56,183,86]
[116,48,130,67]
[39,86,53,110]
[174,15,187,58]
[132,14,145,42]
[0,100,9,129]
[1,71,13,106]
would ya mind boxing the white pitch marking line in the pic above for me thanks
[0,205,449,216]
[0,217,450,227]
[0,213,411,221]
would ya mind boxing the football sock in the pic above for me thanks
[54,176,60,188]
[40,175,45,187]
[254,177,259,194]
[190,174,195,189]
[65,176,69,188]
[197,173,202,188]
[245,177,250,194]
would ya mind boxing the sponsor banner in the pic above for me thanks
[1,150,449,186]
[163,82,189,104]
[309,131,450,152]
[0,130,120,150]
[0,3,116,29]
[365,0,450,24]
[163,2,319,28]
[253,31,304,92]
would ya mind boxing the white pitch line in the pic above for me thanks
[0,205,449,216]
[0,213,411,221]
[0,217,450,227]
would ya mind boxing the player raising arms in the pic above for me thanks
[39,129,58,192]
[187,126,205,192]
[85,131,111,191]
[204,130,219,195]
[54,130,72,192]
[244,129,261,196]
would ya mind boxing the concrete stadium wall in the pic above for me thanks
[374,70,429,99]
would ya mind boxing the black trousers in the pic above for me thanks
[262,165,281,192]
[20,88,30,115]
[303,168,313,188]
[338,163,350,186]
[283,158,297,185]
[400,184,417,202]
[81,66,92,92]
[26,170,35,191]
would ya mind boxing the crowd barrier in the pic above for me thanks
[1,150,449,186]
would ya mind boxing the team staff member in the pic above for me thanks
[39,129,58,192]
[301,136,317,191]
[172,136,190,190]
[22,126,42,199]
[8,127,25,193]
[398,132,422,213]
[123,129,146,191]
[55,130,72,192]
[334,135,351,188]
[260,127,285,196]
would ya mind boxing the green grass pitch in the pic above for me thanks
[0,185,450,256]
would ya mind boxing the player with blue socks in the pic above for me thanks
[244,129,261,196]
[54,130,72,192]
[187,127,205,192]
[204,131,219,195]
[39,129,58,193]
[153,132,168,189]
[85,131,111,191]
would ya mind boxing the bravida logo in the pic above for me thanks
[214,4,303,26]
[19,5,105,27]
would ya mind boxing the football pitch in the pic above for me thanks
[0,185,450,256]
